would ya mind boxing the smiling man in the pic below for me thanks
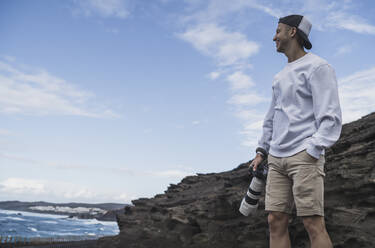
[250,15,342,248]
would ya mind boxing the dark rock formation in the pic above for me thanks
[98,112,375,248]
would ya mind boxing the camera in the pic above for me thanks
[239,158,268,216]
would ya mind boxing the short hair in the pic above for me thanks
[285,25,304,49]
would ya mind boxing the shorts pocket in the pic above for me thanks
[301,150,318,162]
[292,164,325,212]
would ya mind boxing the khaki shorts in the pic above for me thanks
[265,150,326,216]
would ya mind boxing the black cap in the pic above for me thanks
[279,15,312,49]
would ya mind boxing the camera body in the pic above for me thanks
[239,158,268,216]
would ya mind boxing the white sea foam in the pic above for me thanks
[0,208,119,237]
[41,220,58,224]
[6,216,26,221]
[0,209,68,219]
[29,206,107,215]
[81,218,118,226]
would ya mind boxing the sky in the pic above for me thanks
[0,0,374,204]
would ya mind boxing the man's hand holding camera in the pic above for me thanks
[250,147,268,171]
[250,153,264,171]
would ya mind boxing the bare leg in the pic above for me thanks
[268,211,291,248]
[302,216,332,248]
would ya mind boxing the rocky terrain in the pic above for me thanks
[97,112,375,248]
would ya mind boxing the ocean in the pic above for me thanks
[0,209,119,239]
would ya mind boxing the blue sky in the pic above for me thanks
[0,0,374,204]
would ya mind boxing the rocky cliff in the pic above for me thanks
[98,112,375,248]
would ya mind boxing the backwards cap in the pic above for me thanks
[279,15,312,49]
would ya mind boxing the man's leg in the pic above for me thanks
[302,216,332,248]
[265,155,293,248]
[268,211,291,248]
[287,151,330,247]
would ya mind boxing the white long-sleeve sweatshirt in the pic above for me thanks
[258,53,342,159]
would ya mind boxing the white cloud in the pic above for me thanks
[227,71,255,90]
[335,45,352,56]
[236,109,267,148]
[208,71,221,80]
[249,1,281,18]
[244,120,264,131]
[181,0,281,25]
[192,120,200,125]
[0,178,46,195]
[240,129,261,147]
[326,11,375,35]
[0,60,119,118]
[228,93,268,106]
[338,66,375,123]
[234,109,264,121]
[178,23,259,67]
[0,177,134,203]
[73,0,131,19]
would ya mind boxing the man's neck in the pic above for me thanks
[285,46,307,63]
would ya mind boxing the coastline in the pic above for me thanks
[0,208,119,244]
[0,201,127,221]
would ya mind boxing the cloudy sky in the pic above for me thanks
[1,0,374,204]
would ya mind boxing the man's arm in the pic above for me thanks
[306,64,342,159]
[251,90,276,170]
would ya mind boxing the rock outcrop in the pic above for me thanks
[98,112,375,248]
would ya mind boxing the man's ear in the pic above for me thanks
[290,27,297,38]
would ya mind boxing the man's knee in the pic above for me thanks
[268,212,289,234]
[302,216,326,238]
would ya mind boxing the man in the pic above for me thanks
[251,15,342,248]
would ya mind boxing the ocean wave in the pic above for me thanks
[0,209,119,238]
[80,218,118,226]
[0,209,68,219]
[87,233,96,236]
[6,216,26,221]
[41,220,58,224]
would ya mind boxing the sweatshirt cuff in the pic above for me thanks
[306,144,323,159]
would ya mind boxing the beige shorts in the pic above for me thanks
[265,150,326,216]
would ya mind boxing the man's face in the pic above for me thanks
[273,23,292,53]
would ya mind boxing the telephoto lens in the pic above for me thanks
[239,158,268,216]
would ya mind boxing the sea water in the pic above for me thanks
[0,209,119,239]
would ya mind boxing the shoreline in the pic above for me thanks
[0,209,119,243]
[0,208,119,223]
[0,201,127,222]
